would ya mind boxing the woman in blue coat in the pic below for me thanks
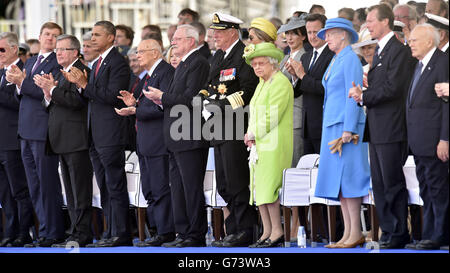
[314,18,370,248]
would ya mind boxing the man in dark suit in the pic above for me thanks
[63,21,132,247]
[34,34,93,247]
[116,38,176,246]
[292,13,335,154]
[144,24,210,247]
[6,22,66,247]
[201,13,259,247]
[349,5,415,249]
[404,24,449,250]
[0,32,34,247]
[191,21,212,60]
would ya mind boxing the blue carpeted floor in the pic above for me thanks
[0,242,447,254]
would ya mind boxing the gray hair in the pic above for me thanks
[414,23,440,47]
[0,32,19,48]
[82,31,92,41]
[177,24,199,45]
[393,4,418,22]
[268,56,280,70]
[127,46,138,57]
[57,34,81,54]
[141,38,163,54]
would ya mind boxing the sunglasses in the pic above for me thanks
[0,48,6,53]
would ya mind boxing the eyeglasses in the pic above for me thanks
[171,37,192,43]
[136,48,157,55]
[251,60,270,68]
[55,48,76,52]
[394,15,410,20]
[0,48,6,53]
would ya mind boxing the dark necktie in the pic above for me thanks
[409,61,423,103]
[308,50,318,71]
[31,55,44,74]
[372,45,380,68]
[135,74,151,131]
[173,61,184,82]
[137,74,150,104]
[130,77,140,95]
[0,69,5,87]
[94,56,103,77]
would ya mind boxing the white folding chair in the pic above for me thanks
[403,155,423,242]
[280,154,320,246]
[125,151,147,242]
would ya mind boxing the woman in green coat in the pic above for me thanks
[244,42,294,247]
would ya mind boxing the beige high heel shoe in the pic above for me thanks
[340,236,366,248]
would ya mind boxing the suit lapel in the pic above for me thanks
[34,53,56,76]
[409,50,438,105]
[310,46,330,74]
[369,36,396,72]
[209,50,225,78]
[94,48,116,83]
[169,51,197,92]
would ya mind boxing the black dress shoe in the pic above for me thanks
[95,236,133,247]
[136,233,176,247]
[162,236,185,248]
[176,238,206,247]
[211,234,236,247]
[36,238,66,247]
[211,240,223,247]
[8,236,33,247]
[249,238,268,248]
[257,235,284,248]
[222,231,253,247]
[52,236,92,248]
[405,242,418,250]
[416,240,440,250]
[0,237,15,247]
[379,236,410,249]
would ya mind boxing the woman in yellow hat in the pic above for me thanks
[248,18,278,44]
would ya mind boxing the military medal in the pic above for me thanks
[219,68,236,82]
[217,83,227,99]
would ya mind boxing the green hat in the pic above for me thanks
[243,42,284,65]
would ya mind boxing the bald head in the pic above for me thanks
[409,24,440,60]
[137,38,163,70]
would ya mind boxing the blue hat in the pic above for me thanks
[317,17,359,44]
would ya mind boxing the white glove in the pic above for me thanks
[248,144,258,165]
[202,94,217,121]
